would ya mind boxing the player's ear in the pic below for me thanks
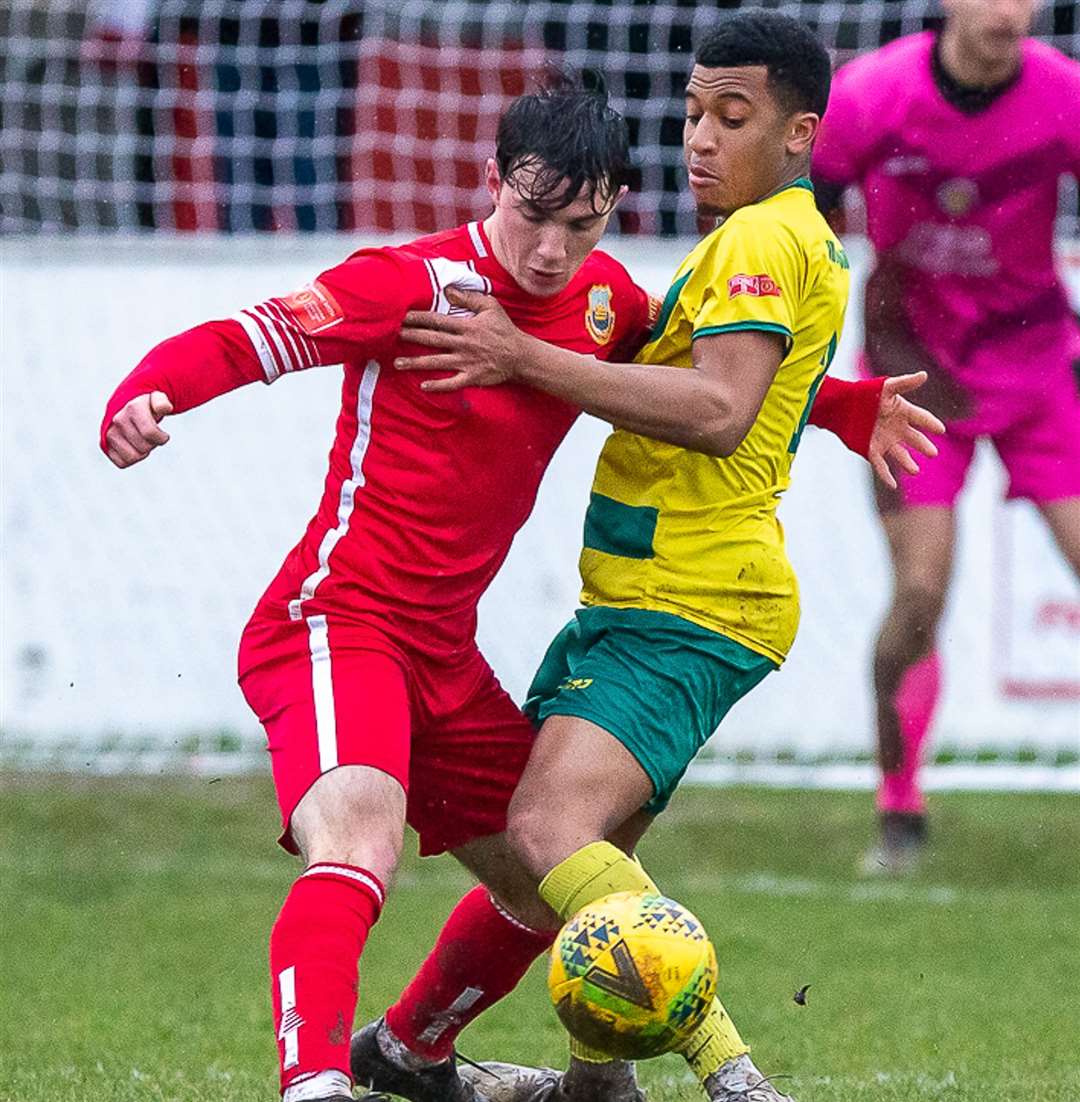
[484,159,503,207]
[786,112,819,157]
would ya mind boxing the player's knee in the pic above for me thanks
[505,800,550,879]
[506,793,589,881]
[451,833,555,929]
[891,579,946,645]
[290,765,406,881]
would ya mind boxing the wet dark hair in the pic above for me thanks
[695,11,832,117]
[495,74,631,215]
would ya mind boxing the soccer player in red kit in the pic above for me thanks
[102,84,929,1102]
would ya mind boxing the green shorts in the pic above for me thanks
[524,606,777,815]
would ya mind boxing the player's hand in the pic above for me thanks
[868,372,945,490]
[396,288,527,392]
[104,391,174,468]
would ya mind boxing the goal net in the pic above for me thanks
[3,0,1077,237]
[3,1,1078,783]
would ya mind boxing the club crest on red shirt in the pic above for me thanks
[585,283,615,345]
[727,273,782,299]
[282,280,345,334]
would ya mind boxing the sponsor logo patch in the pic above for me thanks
[936,177,979,218]
[585,284,616,345]
[282,280,344,334]
[727,273,782,299]
[882,154,931,176]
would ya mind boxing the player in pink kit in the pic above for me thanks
[813,0,1080,873]
[102,84,932,1102]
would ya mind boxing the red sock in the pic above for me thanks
[270,863,385,1094]
[878,652,942,815]
[384,885,557,1062]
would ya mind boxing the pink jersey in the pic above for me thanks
[815,34,1080,417]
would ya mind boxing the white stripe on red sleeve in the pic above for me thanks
[234,297,325,381]
[263,298,320,369]
[233,309,284,382]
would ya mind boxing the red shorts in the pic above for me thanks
[237,610,535,856]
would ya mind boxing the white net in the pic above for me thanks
[2,0,1079,782]
[3,237,1079,779]
[2,0,1078,237]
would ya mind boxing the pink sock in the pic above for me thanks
[270,863,385,1095]
[877,652,942,815]
[385,885,557,1062]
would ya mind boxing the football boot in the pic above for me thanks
[859,810,929,876]
[705,1055,796,1101]
[350,1018,480,1102]
[459,1056,645,1101]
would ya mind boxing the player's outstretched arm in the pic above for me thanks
[397,288,780,457]
[100,320,267,469]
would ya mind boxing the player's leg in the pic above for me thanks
[239,614,412,1102]
[864,431,967,874]
[353,823,654,1102]
[351,655,654,1102]
[1038,496,1080,576]
[279,766,403,1100]
[506,721,770,1101]
[991,360,1080,581]
[995,388,1080,576]
[493,608,787,1102]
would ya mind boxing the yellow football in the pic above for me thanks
[547,891,718,1060]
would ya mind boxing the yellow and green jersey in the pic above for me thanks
[579,178,850,663]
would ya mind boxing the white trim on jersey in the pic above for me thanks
[233,309,282,382]
[467,220,488,258]
[235,298,322,382]
[424,256,493,317]
[300,863,386,907]
[288,360,381,619]
[251,304,295,375]
[305,615,338,773]
[260,300,317,371]
[422,258,440,311]
[273,298,321,366]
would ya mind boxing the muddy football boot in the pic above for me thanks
[705,1055,796,1101]
[459,1056,645,1101]
[350,1018,480,1102]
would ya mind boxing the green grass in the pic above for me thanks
[1,776,1077,1102]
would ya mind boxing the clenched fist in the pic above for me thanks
[104,391,174,468]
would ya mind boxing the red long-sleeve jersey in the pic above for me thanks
[102,221,879,657]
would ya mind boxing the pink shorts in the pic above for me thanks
[858,350,1080,510]
[238,609,535,856]
[896,380,1080,509]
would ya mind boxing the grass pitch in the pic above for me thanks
[1,775,1077,1102]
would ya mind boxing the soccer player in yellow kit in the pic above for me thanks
[392,12,940,1102]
